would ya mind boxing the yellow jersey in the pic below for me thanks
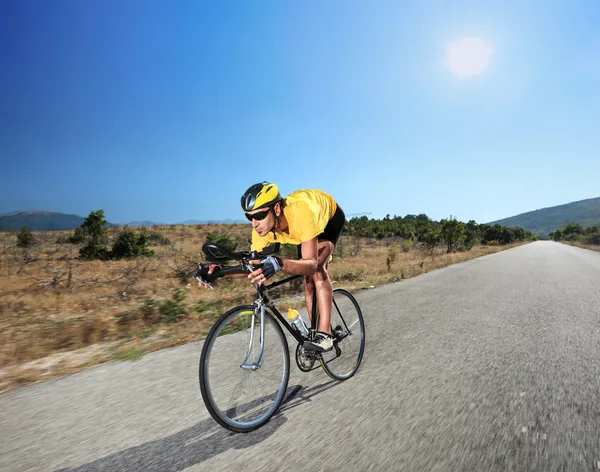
[250,189,337,252]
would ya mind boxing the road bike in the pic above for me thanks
[194,242,366,433]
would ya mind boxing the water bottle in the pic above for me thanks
[287,308,309,338]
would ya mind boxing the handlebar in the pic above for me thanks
[194,242,284,288]
[192,262,251,287]
[192,243,261,288]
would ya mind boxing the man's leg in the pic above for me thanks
[303,240,335,334]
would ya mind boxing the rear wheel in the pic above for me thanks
[320,289,365,380]
[199,305,290,432]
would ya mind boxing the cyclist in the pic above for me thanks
[199,181,345,352]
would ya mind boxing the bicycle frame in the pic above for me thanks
[241,273,319,368]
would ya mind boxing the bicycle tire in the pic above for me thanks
[199,305,290,433]
[320,289,365,380]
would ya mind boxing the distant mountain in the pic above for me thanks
[125,221,165,227]
[0,211,86,231]
[124,219,248,226]
[179,219,248,225]
[0,211,248,231]
[489,197,600,237]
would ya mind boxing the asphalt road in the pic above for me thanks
[3,241,600,472]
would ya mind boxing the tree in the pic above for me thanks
[500,227,514,245]
[78,210,110,260]
[422,223,440,253]
[16,226,36,249]
[464,220,479,249]
[440,217,465,253]
[482,224,503,245]
[561,222,582,237]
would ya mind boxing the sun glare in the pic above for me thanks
[445,37,493,78]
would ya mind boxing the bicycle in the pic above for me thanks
[194,242,366,433]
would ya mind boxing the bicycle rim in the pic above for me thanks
[320,289,365,380]
[199,305,290,433]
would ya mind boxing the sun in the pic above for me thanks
[445,37,493,78]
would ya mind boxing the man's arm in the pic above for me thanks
[247,238,318,284]
[280,238,318,276]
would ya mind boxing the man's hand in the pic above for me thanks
[248,255,283,285]
[195,264,221,289]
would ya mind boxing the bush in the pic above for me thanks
[16,227,35,248]
[79,242,109,260]
[206,232,236,252]
[583,232,600,245]
[400,239,413,253]
[386,244,398,271]
[110,228,155,259]
[147,231,170,246]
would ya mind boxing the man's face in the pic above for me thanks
[246,207,274,236]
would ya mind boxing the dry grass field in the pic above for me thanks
[0,224,528,391]
[561,241,600,253]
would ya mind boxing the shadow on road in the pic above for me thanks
[55,380,340,472]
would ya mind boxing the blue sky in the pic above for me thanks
[2,0,599,224]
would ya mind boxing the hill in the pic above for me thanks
[0,211,249,231]
[180,218,247,225]
[0,211,86,231]
[489,197,600,237]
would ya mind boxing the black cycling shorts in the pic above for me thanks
[318,204,345,246]
[297,204,345,258]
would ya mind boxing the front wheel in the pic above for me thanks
[199,305,290,433]
[320,289,365,380]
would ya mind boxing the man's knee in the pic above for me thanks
[317,241,335,267]
[313,264,329,282]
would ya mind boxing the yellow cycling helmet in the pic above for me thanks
[241,182,282,211]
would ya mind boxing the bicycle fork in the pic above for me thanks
[240,301,265,371]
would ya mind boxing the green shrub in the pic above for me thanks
[386,244,398,271]
[16,227,35,248]
[400,239,413,253]
[110,228,154,259]
[206,232,236,252]
[79,243,110,260]
[583,232,600,245]
[147,231,170,246]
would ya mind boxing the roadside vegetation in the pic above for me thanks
[0,210,534,391]
[550,223,600,252]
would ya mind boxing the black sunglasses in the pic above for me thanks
[245,208,271,222]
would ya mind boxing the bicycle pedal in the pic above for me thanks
[300,347,318,358]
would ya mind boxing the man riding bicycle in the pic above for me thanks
[198,181,345,352]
